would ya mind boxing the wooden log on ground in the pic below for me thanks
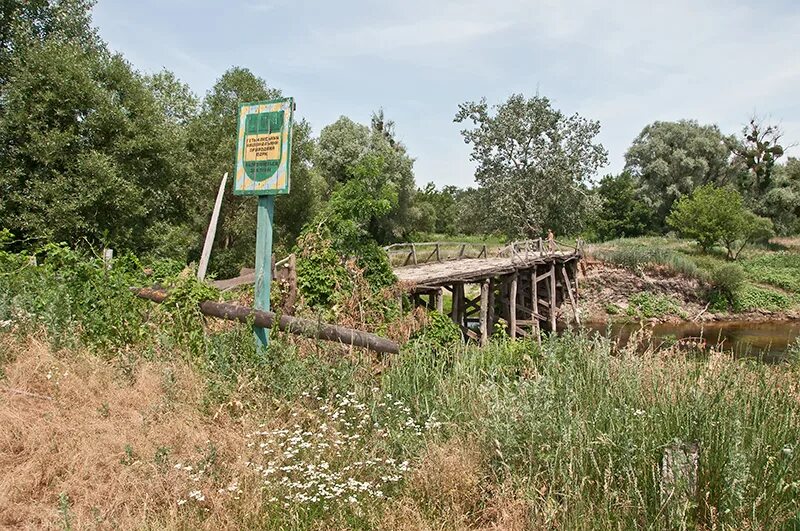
[132,287,399,354]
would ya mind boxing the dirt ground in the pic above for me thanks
[578,261,800,324]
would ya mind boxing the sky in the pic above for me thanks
[92,0,800,188]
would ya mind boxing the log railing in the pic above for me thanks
[386,238,581,267]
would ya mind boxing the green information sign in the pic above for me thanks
[233,97,294,352]
[234,98,294,195]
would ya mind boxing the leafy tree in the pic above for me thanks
[0,0,98,86]
[315,113,416,243]
[761,158,800,235]
[0,38,191,252]
[144,69,198,126]
[412,183,460,236]
[455,94,607,238]
[625,120,738,229]
[729,116,786,196]
[667,184,773,259]
[589,171,652,241]
[295,155,396,309]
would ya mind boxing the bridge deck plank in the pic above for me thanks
[394,251,579,287]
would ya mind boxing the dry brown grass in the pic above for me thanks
[0,334,260,530]
[379,439,531,531]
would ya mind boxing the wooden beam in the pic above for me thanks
[479,280,489,346]
[531,268,541,345]
[197,172,228,281]
[561,265,581,325]
[435,288,444,313]
[134,288,399,354]
[509,273,518,340]
[488,278,496,333]
[549,263,557,331]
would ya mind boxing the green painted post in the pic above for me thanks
[254,195,275,350]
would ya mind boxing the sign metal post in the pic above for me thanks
[233,97,294,351]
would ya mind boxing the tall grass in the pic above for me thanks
[2,247,800,528]
[384,335,800,529]
[594,245,708,281]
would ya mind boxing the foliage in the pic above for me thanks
[667,184,773,259]
[729,116,786,196]
[0,38,192,253]
[710,263,745,307]
[455,93,607,238]
[626,292,685,319]
[295,160,397,310]
[759,158,800,235]
[315,114,416,242]
[408,311,462,351]
[732,285,792,312]
[740,252,800,294]
[589,171,653,241]
[625,120,739,229]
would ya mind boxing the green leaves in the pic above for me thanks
[455,94,607,238]
[667,184,773,259]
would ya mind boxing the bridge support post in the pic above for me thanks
[531,268,541,345]
[451,282,464,328]
[488,278,496,336]
[479,280,489,346]
[509,272,518,340]
[549,263,557,332]
[434,288,444,313]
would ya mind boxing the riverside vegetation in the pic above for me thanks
[586,236,800,320]
[2,243,800,529]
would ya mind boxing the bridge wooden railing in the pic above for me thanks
[385,239,581,267]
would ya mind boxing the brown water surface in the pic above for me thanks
[582,320,800,363]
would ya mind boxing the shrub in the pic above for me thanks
[667,184,774,259]
[710,264,745,307]
[733,285,792,312]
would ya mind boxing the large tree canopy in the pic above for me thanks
[624,120,737,229]
[0,39,190,252]
[455,94,607,238]
[315,113,416,243]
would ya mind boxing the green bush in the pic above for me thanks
[408,311,462,351]
[710,264,745,307]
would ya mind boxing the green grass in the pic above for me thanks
[3,246,800,528]
[626,292,686,319]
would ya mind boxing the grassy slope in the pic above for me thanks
[2,330,799,529]
[2,247,800,529]
[587,236,800,315]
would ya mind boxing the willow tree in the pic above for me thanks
[455,94,607,238]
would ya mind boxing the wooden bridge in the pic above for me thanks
[386,239,582,344]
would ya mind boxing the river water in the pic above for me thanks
[581,320,800,363]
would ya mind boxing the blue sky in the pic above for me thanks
[93,0,800,188]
